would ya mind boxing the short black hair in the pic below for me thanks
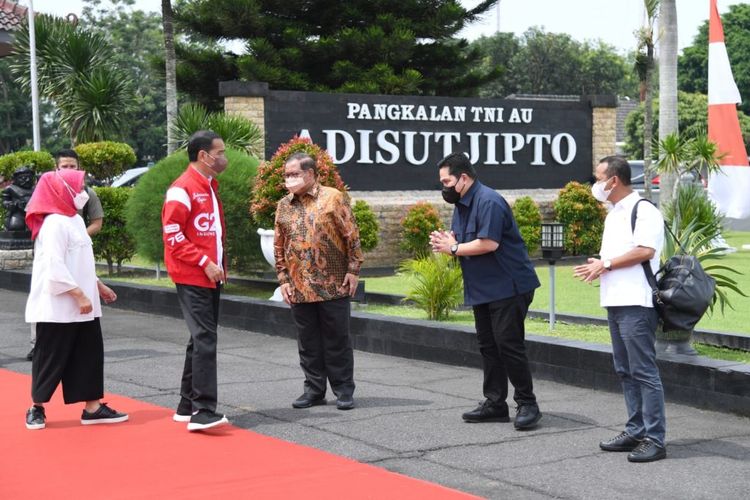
[437,152,476,179]
[187,130,222,162]
[285,152,317,175]
[55,149,79,162]
[599,155,631,186]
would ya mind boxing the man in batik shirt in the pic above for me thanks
[274,152,364,411]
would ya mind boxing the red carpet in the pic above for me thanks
[0,369,477,499]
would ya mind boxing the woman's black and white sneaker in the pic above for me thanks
[81,403,129,425]
[26,405,46,430]
[187,409,228,431]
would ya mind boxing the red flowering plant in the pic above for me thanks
[250,136,346,228]
[400,201,443,258]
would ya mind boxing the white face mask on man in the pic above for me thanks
[284,177,305,190]
[591,178,613,202]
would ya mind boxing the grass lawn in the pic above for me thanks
[365,231,750,335]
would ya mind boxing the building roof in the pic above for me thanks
[0,0,27,32]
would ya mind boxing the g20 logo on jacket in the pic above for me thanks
[194,212,217,233]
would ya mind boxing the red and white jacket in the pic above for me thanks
[162,166,226,288]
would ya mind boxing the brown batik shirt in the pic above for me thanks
[274,183,364,303]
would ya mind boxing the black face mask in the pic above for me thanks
[441,177,463,204]
[441,185,461,204]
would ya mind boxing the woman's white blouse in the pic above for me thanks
[25,213,101,323]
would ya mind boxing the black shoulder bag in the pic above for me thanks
[631,199,716,332]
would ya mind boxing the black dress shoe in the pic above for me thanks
[292,393,326,409]
[599,431,642,452]
[336,394,354,411]
[462,400,510,423]
[627,438,667,463]
[514,404,542,430]
[26,347,34,361]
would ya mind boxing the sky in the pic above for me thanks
[28,0,747,54]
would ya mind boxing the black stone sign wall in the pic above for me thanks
[264,90,594,191]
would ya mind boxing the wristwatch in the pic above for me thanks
[603,259,612,271]
[450,243,459,256]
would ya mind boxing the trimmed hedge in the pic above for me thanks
[76,142,137,182]
[91,186,136,275]
[512,196,542,256]
[553,182,606,256]
[0,150,55,180]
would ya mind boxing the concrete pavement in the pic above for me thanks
[1,288,749,499]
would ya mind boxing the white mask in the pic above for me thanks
[591,179,613,202]
[73,189,90,210]
[285,177,304,191]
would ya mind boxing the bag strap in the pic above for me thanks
[631,199,661,300]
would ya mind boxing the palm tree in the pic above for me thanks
[635,0,659,200]
[657,0,679,208]
[10,14,134,145]
[162,0,178,154]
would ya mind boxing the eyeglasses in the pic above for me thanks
[283,171,307,179]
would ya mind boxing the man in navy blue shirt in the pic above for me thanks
[431,152,542,430]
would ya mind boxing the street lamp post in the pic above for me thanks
[27,0,41,151]
[541,222,564,330]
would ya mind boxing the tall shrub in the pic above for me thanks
[399,253,464,321]
[75,141,136,182]
[512,196,542,255]
[662,183,723,254]
[91,186,136,275]
[250,136,345,229]
[125,149,263,273]
[401,201,443,258]
[553,181,606,256]
[352,200,379,253]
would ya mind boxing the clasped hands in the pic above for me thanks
[429,230,457,255]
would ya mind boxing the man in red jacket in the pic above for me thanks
[162,130,229,431]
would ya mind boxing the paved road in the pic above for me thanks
[1,288,748,499]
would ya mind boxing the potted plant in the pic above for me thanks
[654,132,745,354]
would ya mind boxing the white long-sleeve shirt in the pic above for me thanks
[25,213,102,323]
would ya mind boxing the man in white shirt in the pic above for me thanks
[573,156,667,463]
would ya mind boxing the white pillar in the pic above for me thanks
[27,0,41,151]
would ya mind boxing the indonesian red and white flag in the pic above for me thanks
[707,0,750,219]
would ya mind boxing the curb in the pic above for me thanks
[3,269,749,417]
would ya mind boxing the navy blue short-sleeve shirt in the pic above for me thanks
[451,181,540,306]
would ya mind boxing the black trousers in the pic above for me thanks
[473,291,537,408]
[176,284,221,413]
[32,319,104,404]
[290,297,355,398]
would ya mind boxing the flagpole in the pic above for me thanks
[27,0,41,152]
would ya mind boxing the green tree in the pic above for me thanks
[0,59,31,155]
[173,0,500,100]
[81,0,167,161]
[9,14,135,145]
[472,32,520,98]
[622,91,750,158]
[474,28,637,97]
[679,4,750,115]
